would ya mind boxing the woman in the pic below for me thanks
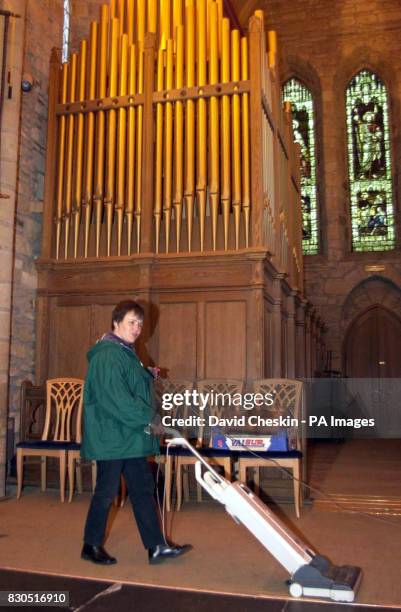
[81,299,191,565]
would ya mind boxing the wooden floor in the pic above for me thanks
[1,439,401,608]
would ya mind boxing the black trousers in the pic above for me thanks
[83,457,165,549]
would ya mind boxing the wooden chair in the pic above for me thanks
[114,378,195,510]
[171,379,244,510]
[67,452,97,503]
[237,379,304,518]
[154,378,194,511]
[17,378,84,502]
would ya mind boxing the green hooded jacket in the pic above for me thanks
[81,339,159,460]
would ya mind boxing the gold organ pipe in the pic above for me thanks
[109,0,116,19]
[94,4,109,257]
[160,0,171,50]
[173,24,184,252]
[55,63,68,259]
[83,21,98,258]
[118,0,125,36]
[184,0,195,251]
[135,46,144,251]
[148,0,157,33]
[209,1,219,251]
[137,0,146,45]
[268,30,277,69]
[105,17,119,256]
[64,52,77,258]
[154,48,164,253]
[173,0,183,42]
[127,0,134,45]
[116,33,128,256]
[231,29,241,249]
[221,17,231,250]
[126,43,136,254]
[196,0,207,251]
[241,35,250,247]
[163,38,174,252]
[217,0,223,54]
[73,40,87,258]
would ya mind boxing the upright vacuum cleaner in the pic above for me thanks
[164,428,362,603]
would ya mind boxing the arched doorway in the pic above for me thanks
[344,305,401,378]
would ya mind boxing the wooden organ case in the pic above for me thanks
[35,0,324,384]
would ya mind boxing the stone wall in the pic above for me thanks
[5,0,63,463]
[0,0,26,497]
[235,0,401,371]
[69,0,105,54]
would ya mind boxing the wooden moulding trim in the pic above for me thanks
[35,247,272,271]
[56,93,145,115]
[291,174,300,194]
[55,80,251,116]
[153,80,250,103]
[261,92,275,133]
[277,129,289,160]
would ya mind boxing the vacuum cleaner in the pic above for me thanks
[164,427,362,603]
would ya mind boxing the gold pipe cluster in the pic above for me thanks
[54,2,300,260]
[55,1,148,258]
[154,0,251,253]
[54,0,253,258]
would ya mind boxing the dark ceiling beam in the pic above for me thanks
[223,0,244,35]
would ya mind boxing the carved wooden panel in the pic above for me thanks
[158,302,198,379]
[205,301,246,379]
[50,305,91,378]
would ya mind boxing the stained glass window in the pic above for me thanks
[282,78,319,255]
[62,0,71,63]
[346,70,395,251]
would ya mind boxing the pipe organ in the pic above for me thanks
[36,1,325,385]
[45,1,300,277]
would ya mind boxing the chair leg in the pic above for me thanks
[239,461,247,484]
[183,468,190,501]
[294,461,301,518]
[164,457,173,512]
[16,449,23,499]
[41,457,47,492]
[254,467,260,496]
[222,458,231,481]
[59,453,66,503]
[196,479,202,502]
[91,461,97,492]
[176,460,183,511]
[76,459,83,494]
[68,453,75,503]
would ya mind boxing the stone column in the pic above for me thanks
[0,1,26,498]
[271,273,285,377]
[310,310,317,376]
[286,291,297,378]
[295,299,307,378]
[304,304,312,378]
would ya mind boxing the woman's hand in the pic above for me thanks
[147,366,160,379]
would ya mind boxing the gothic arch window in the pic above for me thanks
[62,0,71,63]
[282,78,319,255]
[346,69,395,252]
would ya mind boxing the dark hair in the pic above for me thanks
[111,300,144,330]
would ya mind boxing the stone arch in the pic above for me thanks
[341,275,401,335]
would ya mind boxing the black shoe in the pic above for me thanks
[148,542,193,565]
[81,544,117,565]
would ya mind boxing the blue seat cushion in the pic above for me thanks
[161,445,238,458]
[17,441,80,451]
[237,449,302,459]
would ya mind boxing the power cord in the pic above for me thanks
[153,414,401,534]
